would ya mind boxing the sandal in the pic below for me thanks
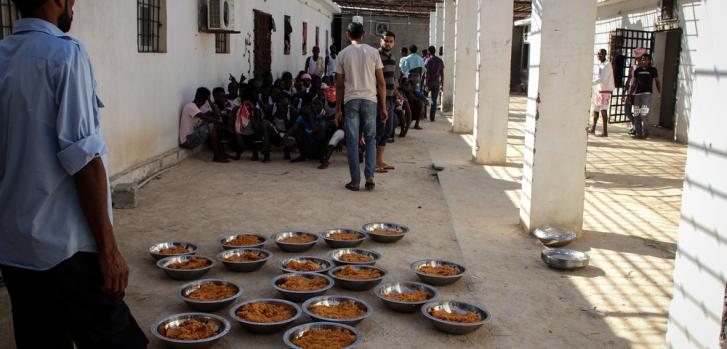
[383,164,395,170]
[375,167,388,173]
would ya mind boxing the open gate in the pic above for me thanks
[607,29,655,123]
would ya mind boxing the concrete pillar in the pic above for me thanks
[429,12,436,45]
[442,0,456,113]
[666,1,727,347]
[435,3,444,52]
[518,0,597,233]
[472,0,513,164]
[451,0,478,133]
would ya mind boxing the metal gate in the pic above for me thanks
[607,29,655,123]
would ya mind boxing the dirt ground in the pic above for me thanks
[0,96,686,348]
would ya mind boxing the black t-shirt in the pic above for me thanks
[634,66,658,94]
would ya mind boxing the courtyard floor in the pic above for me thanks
[0,96,686,348]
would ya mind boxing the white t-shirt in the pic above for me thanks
[179,102,210,144]
[336,43,383,104]
[594,60,615,92]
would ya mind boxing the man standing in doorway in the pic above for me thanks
[425,46,444,122]
[305,46,325,77]
[335,22,387,191]
[588,48,615,137]
[0,0,148,348]
[630,53,661,139]
[376,31,402,174]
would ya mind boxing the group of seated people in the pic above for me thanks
[178,71,430,169]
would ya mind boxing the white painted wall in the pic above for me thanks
[69,0,338,176]
[451,0,478,133]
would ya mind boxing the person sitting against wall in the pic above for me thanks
[262,93,296,162]
[305,46,325,77]
[179,87,228,162]
[233,84,264,160]
[212,87,245,160]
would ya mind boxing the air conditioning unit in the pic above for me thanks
[208,0,235,31]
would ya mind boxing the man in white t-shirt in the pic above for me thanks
[335,22,387,191]
[179,87,228,162]
[588,49,616,137]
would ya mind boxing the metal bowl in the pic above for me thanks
[541,248,590,270]
[279,256,333,274]
[216,248,272,272]
[533,226,577,247]
[178,279,243,312]
[374,281,438,313]
[411,259,466,286]
[421,300,491,335]
[151,312,230,349]
[283,322,362,349]
[229,298,302,334]
[219,233,267,250]
[302,295,372,326]
[272,273,335,302]
[327,265,387,291]
[149,242,197,261]
[361,222,409,243]
[319,228,368,248]
[272,231,319,252]
[157,255,216,281]
[328,248,381,266]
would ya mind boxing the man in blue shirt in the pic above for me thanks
[0,1,147,348]
[405,44,426,91]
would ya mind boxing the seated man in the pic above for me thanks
[394,95,412,137]
[212,87,244,159]
[179,87,227,162]
[262,94,296,162]
[234,84,264,160]
[319,88,345,169]
[287,95,326,163]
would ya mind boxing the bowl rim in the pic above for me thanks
[319,228,368,241]
[149,241,198,254]
[178,279,244,304]
[533,226,577,241]
[283,321,362,349]
[301,295,373,322]
[278,256,333,273]
[410,259,467,279]
[157,255,217,272]
[374,281,439,304]
[216,248,274,264]
[361,222,409,236]
[150,312,231,344]
[420,300,492,327]
[272,272,335,294]
[228,298,303,326]
[541,248,589,260]
[272,231,321,245]
[328,265,388,282]
[218,233,268,247]
[328,248,381,264]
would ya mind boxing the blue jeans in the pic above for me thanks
[344,99,377,185]
[429,83,440,121]
[376,97,395,146]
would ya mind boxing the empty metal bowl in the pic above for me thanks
[328,248,381,266]
[218,233,267,250]
[283,322,362,349]
[178,279,243,312]
[151,312,230,349]
[411,259,466,286]
[533,226,577,247]
[361,222,409,243]
[216,248,272,272]
[374,281,438,313]
[149,241,197,260]
[327,265,387,291]
[157,255,216,281]
[319,228,367,248]
[421,300,491,335]
[541,248,590,270]
[229,298,302,334]
[272,231,319,252]
[272,272,334,302]
[302,295,372,326]
[279,256,333,274]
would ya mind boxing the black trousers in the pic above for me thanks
[0,252,148,349]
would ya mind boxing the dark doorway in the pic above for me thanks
[608,29,655,123]
[656,29,682,130]
[332,15,342,52]
[254,10,272,76]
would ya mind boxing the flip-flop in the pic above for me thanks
[383,164,395,170]
[375,167,388,173]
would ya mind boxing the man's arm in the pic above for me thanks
[74,157,128,297]
[655,76,662,95]
[335,73,346,127]
[376,68,388,121]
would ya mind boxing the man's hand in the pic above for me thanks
[98,247,129,297]
[335,110,343,127]
[381,107,389,122]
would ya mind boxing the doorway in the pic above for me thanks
[653,29,682,130]
[253,10,272,76]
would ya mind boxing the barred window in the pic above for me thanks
[0,0,20,40]
[215,33,229,54]
[137,0,167,52]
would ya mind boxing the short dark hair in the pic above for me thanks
[347,22,365,40]
[212,87,226,96]
[641,53,652,60]
[409,45,418,54]
[194,87,211,102]
[281,71,293,80]
[11,0,48,16]
[428,46,436,55]
[599,49,608,55]
[401,47,409,55]
[382,31,395,38]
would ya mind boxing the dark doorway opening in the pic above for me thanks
[254,10,273,76]
[655,28,682,130]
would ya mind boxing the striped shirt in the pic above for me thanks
[380,49,397,97]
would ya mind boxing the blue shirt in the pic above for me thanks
[0,18,109,270]
[405,53,425,71]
